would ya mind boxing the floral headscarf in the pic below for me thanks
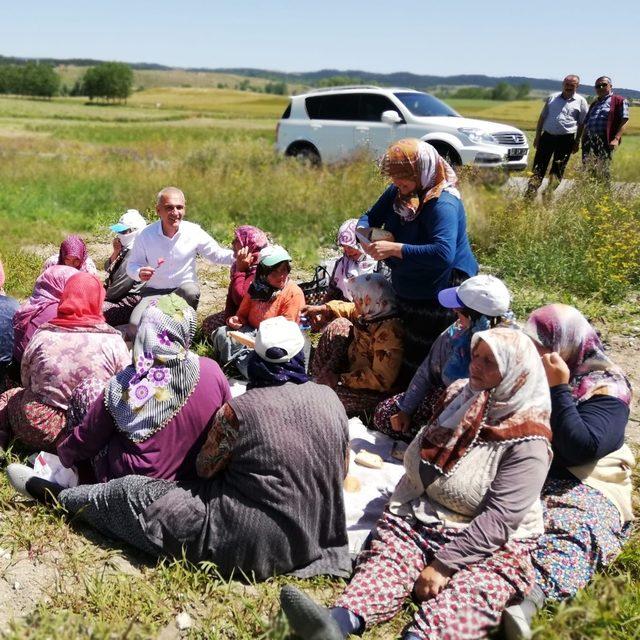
[104,294,200,443]
[58,235,90,270]
[524,304,632,406]
[348,273,397,323]
[418,328,551,476]
[380,139,460,222]
[232,225,269,275]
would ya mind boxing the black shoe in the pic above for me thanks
[280,585,344,640]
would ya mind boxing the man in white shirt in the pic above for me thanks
[525,75,588,199]
[126,186,234,335]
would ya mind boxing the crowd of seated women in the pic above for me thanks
[0,137,634,640]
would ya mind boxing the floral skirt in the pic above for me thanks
[0,387,66,452]
[532,477,631,601]
[335,511,535,640]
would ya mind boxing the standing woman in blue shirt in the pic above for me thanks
[358,139,478,379]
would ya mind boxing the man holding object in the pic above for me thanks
[127,186,233,336]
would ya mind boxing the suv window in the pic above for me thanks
[394,92,459,117]
[357,93,401,122]
[280,103,291,119]
[305,94,360,120]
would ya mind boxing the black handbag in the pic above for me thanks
[299,265,333,306]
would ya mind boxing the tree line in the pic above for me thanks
[0,61,134,102]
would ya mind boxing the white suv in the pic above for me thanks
[276,86,529,169]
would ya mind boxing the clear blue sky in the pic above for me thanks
[4,0,639,89]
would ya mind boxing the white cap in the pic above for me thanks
[254,317,304,363]
[110,209,147,233]
[438,275,511,317]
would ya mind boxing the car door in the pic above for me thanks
[353,93,406,158]
[304,94,360,162]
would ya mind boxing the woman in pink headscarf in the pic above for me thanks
[41,235,98,275]
[201,225,269,339]
[12,265,77,363]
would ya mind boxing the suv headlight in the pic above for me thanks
[458,128,497,145]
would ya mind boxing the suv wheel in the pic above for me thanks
[286,143,321,166]
[429,142,461,167]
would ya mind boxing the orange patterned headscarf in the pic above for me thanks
[380,139,459,221]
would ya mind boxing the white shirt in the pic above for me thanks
[541,92,588,135]
[126,220,234,289]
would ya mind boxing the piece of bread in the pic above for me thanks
[343,475,362,492]
[354,450,384,469]
[227,331,256,348]
[369,228,395,242]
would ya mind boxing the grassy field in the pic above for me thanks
[0,88,639,638]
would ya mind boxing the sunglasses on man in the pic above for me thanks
[595,83,609,89]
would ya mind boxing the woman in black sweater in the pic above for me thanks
[504,303,635,639]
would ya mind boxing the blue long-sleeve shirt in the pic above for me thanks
[358,186,478,300]
[549,384,628,477]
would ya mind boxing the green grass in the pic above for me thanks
[0,91,639,638]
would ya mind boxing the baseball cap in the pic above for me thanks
[110,209,147,233]
[254,317,304,363]
[258,244,292,267]
[438,275,511,317]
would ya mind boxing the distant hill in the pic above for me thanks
[213,68,640,99]
[2,55,638,99]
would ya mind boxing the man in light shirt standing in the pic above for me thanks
[126,186,234,335]
[525,75,588,199]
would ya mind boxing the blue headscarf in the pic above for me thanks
[246,349,309,390]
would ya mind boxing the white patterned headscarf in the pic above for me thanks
[104,294,200,443]
[347,273,397,323]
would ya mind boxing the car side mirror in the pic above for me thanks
[381,110,402,124]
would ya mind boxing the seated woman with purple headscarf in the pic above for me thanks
[56,293,230,483]
[41,235,98,275]
[201,225,269,337]
[12,265,77,364]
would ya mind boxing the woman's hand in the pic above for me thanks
[366,241,403,261]
[390,411,411,433]
[541,352,571,387]
[235,246,252,272]
[226,316,243,330]
[303,304,330,331]
[414,561,454,601]
[110,237,122,262]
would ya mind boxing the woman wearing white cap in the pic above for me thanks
[6,317,352,583]
[211,244,305,378]
[374,274,516,441]
[103,209,148,327]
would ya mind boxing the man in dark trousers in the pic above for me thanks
[525,75,588,199]
[580,76,629,180]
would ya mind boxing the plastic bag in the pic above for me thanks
[33,452,79,488]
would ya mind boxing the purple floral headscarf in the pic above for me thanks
[524,303,632,406]
[105,293,200,442]
[58,235,90,270]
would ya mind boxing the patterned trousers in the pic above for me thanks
[533,478,631,601]
[335,511,535,640]
[310,317,389,421]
